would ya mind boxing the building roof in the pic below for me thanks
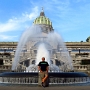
[33,8,52,26]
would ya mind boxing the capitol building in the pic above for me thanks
[0,9,90,75]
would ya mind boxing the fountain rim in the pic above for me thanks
[0,72,88,78]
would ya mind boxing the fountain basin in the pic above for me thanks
[0,71,89,85]
[0,72,88,78]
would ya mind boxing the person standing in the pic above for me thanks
[38,57,49,87]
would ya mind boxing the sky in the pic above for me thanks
[0,0,90,42]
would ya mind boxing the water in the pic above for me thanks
[12,24,73,71]
[36,43,50,65]
[12,25,42,70]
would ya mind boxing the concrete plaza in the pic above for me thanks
[0,86,90,90]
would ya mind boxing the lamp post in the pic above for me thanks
[27,58,30,66]
[79,48,80,54]
[4,48,7,52]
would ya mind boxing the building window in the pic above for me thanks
[6,55,8,57]
[6,66,8,69]
[50,60,53,64]
[34,50,37,54]
[0,59,3,65]
[32,60,35,64]
[5,60,8,63]
[55,60,60,66]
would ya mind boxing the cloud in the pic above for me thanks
[0,6,39,33]
[22,6,39,20]
[0,34,17,41]
[0,6,39,41]
[0,0,90,42]
[0,19,18,32]
[42,0,90,33]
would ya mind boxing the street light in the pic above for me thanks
[78,48,80,54]
[4,48,7,52]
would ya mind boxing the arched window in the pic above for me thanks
[34,50,37,54]
[32,60,35,64]
[55,60,60,66]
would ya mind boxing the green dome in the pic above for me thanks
[33,9,52,26]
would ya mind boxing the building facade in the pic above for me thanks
[0,9,90,75]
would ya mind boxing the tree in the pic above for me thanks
[86,36,90,42]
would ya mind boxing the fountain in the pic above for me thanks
[0,8,90,86]
[11,24,74,72]
[0,24,90,86]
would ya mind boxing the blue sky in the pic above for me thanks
[0,0,90,42]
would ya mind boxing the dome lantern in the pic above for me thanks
[40,7,45,16]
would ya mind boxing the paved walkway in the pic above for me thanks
[0,86,90,90]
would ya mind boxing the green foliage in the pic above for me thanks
[86,36,90,42]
